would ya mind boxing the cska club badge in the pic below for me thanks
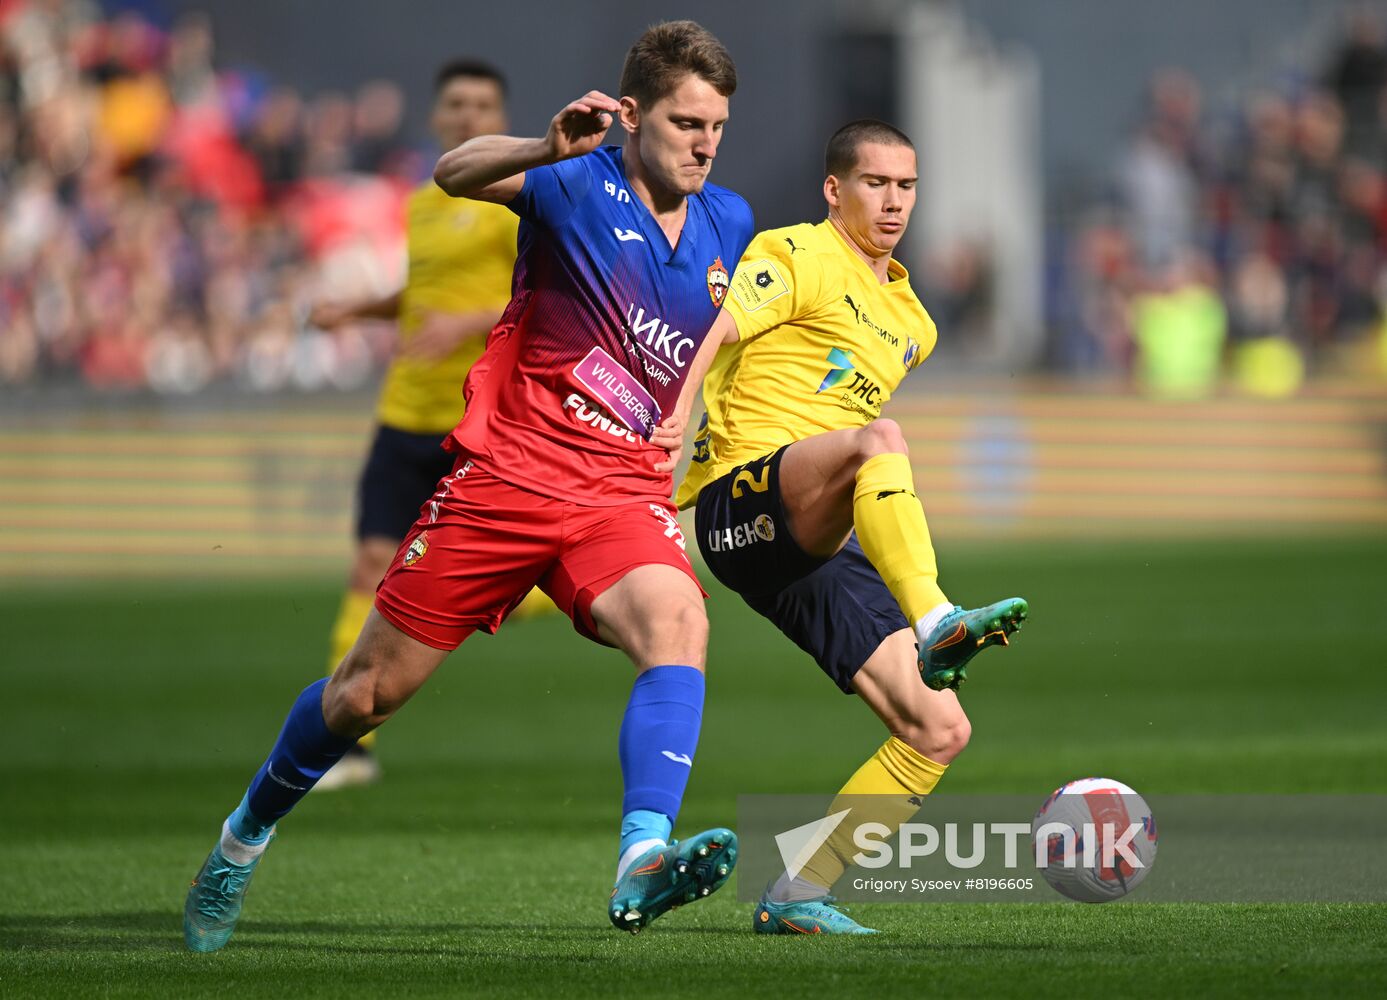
[707,257,730,307]
[403,531,429,567]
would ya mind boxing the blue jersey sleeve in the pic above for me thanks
[733,198,755,260]
[508,154,595,228]
[709,188,755,265]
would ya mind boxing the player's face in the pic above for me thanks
[825,143,918,256]
[623,73,728,197]
[432,76,507,150]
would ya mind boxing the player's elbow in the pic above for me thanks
[433,152,467,197]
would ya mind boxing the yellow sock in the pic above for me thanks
[852,452,948,625]
[327,588,376,750]
[798,737,947,890]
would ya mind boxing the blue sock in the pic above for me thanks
[230,678,355,838]
[228,792,273,845]
[618,665,704,850]
[620,808,673,859]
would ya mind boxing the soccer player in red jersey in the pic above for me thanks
[184,22,754,951]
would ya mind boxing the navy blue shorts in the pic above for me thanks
[694,446,909,693]
[356,425,456,541]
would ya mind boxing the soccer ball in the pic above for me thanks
[1031,777,1158,902]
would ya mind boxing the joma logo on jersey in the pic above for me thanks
[625,304,696,369]
[603,180,632,203]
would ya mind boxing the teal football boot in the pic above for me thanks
[609,828,737,934]
[183,833,272,952]
[753,893,878,935]
[918,598,1028,691]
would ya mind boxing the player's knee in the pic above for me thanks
[642,598,708,664]
[664,599,709,656]
[899,713,971,765]
[856,418,908,462]
[325,650,402,736]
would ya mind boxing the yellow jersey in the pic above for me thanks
[375,181,519,433]
[675,220,936,509]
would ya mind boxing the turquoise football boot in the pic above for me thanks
[918,598,1028,691]
[609,828,738,934]
[753,892,877,935]
[183,833,272,952]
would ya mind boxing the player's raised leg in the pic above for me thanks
[756,629,968,933]
[778,421,1026,690]
[588,564,737,934]
[183,611,449,952]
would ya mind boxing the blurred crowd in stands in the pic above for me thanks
[4,2,1387,397]
[0,0,415,393]
[1055,8,1387,395]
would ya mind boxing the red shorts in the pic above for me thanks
[374,459,704,650]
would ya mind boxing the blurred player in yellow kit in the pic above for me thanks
[672,120,1028,933]
[310,60,553,788]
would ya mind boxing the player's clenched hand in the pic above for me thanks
[650,412,685,473]
[309,301,353,330]
[546,91,621,161]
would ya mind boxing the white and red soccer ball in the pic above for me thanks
[1032,777,1158,902]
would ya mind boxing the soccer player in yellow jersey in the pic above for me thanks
[309,60,551,788]
[672,120,1029,934]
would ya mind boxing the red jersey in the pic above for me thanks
[444,146,754,505]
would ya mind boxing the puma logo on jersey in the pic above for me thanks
[843,295,900,346]
[876,489,913,500]
[614,227,645,242]
[785,237,802,254]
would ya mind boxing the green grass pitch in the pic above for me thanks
[3,536,1385,997]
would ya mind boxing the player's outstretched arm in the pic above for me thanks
[398,307,506,361]
[650,310,740,473]
[433,90,622,203]
[680,309,740,414]
[310,291,402,329]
